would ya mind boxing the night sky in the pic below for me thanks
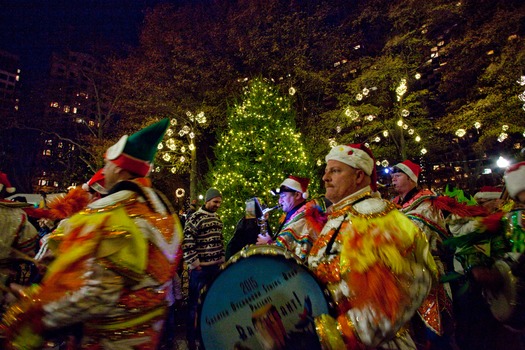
[0,0,171,85]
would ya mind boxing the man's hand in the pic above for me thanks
[257,233,273,245]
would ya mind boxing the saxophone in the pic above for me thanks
[257,204,282,237]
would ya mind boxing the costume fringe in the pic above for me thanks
[24,187,91,221]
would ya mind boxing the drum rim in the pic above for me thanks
[197,244,332,350]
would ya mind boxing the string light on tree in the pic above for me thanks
[329,77,427,169]
[155,110,208,201]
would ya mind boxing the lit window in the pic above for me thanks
[64,105,70,113]
[58,142,63,148]
[54,182,59,187]
[73,107,77,114]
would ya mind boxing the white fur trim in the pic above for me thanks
[395,163,418,183]
[505,165,525,199]
[281,178,303,193]
[325,145,373,176]
[105,135,128,160]
[474,191,501,200]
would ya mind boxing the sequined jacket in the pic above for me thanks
[274,198,327,261]
[1,179,183,350]
[308,186,436,349]
[393,189,453,336]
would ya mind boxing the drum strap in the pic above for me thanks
[326,214,347,255]
[325,196,370,255]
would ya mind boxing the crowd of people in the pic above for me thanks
[0,124,524,350]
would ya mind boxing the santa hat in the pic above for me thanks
[393,160,421,184]
[280,175,310,199]
[504,161,525,199]
[82,168,107,194]
[0,171,16,193]
[325,144,377,191]
[474,186,502,201]
[105,118,169,177]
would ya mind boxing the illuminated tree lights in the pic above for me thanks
[328,77,428,169]
[209,79,316,240]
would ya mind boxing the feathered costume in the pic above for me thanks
[308,186,436,349]
[1,179,183,350]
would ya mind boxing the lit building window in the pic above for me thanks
[45,139,53,146]
[58,142,63,148]
[88,120,95,126]
[39,179,47,186]
[43,149,51,156]
[73,107,77,114]
[64,105,70,113]
[54,182,59,187]
[51,102,59,108]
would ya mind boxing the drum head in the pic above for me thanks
[199,245,329,350]
[486,259,517,322]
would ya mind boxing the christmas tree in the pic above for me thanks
[209,78,317,241]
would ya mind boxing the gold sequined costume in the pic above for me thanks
[1,178,183,350]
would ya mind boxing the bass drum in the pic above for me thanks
[484,258,525,331]
[199,245,331,350]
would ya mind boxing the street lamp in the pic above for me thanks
[496,156,510,168]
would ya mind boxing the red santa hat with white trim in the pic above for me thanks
[504,161,525,200]
[0,171,16,193]
[82,168,107,195]
[280,175,310,199]
[474,186,502,201]
[393,160,421,184]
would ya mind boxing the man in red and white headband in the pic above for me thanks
[308,144,436,349]
[2,119,184,350]
[257,175,327,261]
[391,160,455,347]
